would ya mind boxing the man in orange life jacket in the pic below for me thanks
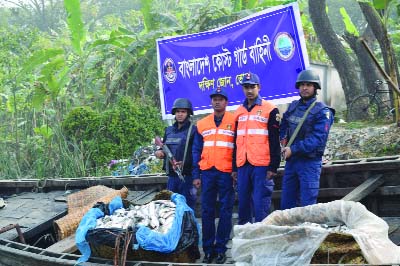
[234,72,281,224]
[192,87,236,264]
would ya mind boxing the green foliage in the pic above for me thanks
[17,49,64,82]
[376,142,400,156]
[259,0,296,8]
[64,0,86,54]
[147,159,163,174]
[232,0,242,12]
[140,0,154,33]
[340,7,360,37]
[62,97,164,168]
[372,0,389,10]
[12,125,97,179]
[335,121,368,129]
[34,125,54,140]
[0,146,21,179]
[61,106,100,142]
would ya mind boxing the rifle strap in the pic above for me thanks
[181,122,194,174]
[286,100,317,148]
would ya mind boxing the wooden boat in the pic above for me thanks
[0,155,400,265]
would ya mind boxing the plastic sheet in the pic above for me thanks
[76,196,123,263]
[135,193,199,253]
[232,200,400,265]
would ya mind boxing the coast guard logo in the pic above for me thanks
[227,124,232,130]
[257,110,262,116]
[325,110,330,120]
[274,32,295,61]
[163,58,177,83]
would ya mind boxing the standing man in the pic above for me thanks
[280,69,335,210]
[192,87,236,264]
[235,72,281,225]
[155,98,197,210]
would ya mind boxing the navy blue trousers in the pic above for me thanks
[201,168,234,254]
[237,163,274,224]
[167,175,197,210]
[280,157,322,210]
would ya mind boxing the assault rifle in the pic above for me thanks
[155,136,184,181]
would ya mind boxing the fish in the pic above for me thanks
[94,200,177,232]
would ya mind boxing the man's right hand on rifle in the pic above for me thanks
[154,150,165,159]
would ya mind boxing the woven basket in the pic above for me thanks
[54,185,128,240]
[88,191,200,263]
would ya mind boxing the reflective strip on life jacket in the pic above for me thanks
[249,114,268,123]
[237,129,268,135]
[247,129,268,135]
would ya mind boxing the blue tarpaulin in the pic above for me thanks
[136,193,197,252]
[75,196,123,263]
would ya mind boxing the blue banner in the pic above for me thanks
[157,2,308,119]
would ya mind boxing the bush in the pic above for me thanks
[62,97,165,170]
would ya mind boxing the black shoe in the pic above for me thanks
[215,253,227,264]
[202,253,216,263]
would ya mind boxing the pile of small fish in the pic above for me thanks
[95,200,176,234]
[300,222,350,233]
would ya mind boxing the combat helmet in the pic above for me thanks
[172,98,193,115]
[295,69,321,90]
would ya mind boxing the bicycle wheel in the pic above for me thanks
[348,94,382,121]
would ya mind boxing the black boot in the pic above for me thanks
[202,253,216,264]
[215,253,227,264]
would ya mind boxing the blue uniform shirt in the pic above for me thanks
[280,97,334,158]
[162,119,196,176]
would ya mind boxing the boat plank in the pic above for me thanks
[384,217,400,245]
[0,191,67,241]
[45,233,77,253]
[342,174,384,202]
[129,189,159,205]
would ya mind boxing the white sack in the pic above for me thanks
[232,200,400,265]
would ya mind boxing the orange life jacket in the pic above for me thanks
[235,100,276,167]
[196,112,236,173]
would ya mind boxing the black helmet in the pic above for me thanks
[172,98,193,115]
[295,69,321,90]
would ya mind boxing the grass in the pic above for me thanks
[333,119,395,129]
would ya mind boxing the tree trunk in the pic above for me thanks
[308,0,362,108]
[359,2,399,124]
[359,2,399,86]
[342,32,380,94]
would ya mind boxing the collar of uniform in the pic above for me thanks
[173,118,191,130]
[243,95,262,107]
[301,96,317,106]
[214,113,224,123]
